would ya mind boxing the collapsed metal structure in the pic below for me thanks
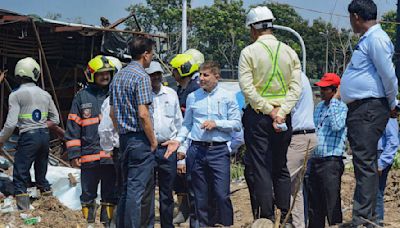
[0,9,167,129]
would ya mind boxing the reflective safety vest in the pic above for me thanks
[257,41,288,98]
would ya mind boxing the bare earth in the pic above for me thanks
[1,170,400,227]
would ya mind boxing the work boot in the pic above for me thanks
[173,194,190,224]
[82,203,97,224]
[16,193,30,210]
[100,202,115,228]
[39,188,53,197]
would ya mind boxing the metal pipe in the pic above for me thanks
[273,25,307,74]
[31,19,65,129]
[182,0,188,52]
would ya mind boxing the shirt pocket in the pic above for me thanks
[211,100,228,119]
[163,101,175,118]
[350,50,367,69]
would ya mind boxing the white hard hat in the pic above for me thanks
[246,6,276,27]
[184,49,205,66]
[106,56,123,72]
[145,61,164,75]
[14,57,41,82]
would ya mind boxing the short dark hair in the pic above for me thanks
[200,61,221,75]
[129,36,155,60]
[348,0,377,21]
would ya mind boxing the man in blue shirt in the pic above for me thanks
[341,0,398,226]
[163,61,241,227]
[309,73,347,227]
[375,117,399,226]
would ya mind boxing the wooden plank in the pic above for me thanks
[54,26,84,32]
[1,15,30,22]
[31,19,65,129]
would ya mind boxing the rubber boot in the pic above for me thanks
[100,202,115,228]
[16,193,30,210]
[82,203,97,224]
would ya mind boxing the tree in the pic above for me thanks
[190,0,248,77]
[381,11,396,45]
[126,0,191,58]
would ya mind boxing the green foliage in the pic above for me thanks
[124,0,387,79]
[392,151,400,169]
[381,11,396,45]
[231,162,244,180]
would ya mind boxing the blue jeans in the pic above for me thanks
[117,132,154,228]
[375,150,392,226]
[13,128,50,194]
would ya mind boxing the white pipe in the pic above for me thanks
[273,25,307,74]
[182,0,187,52]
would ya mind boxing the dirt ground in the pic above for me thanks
[1,170,400,228]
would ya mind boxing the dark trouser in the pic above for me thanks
[112,148,123,198]
[191,143,233,227]
[80,164,117,205]
[244,155,259,220]
[375,150,392,226]
[347,98,390,226]
[14,128,50,194]
[242,107,292,220]
[117,132,154,228]
[308,157,344,227]
[141,169,155,228]
[153,146,177,228]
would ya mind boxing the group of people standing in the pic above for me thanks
[0,0,398,228]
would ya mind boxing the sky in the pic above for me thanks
[1,0,397,29]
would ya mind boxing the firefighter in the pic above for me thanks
[169,49,204,225]
[65,55,117,227]
[0,57,60,210]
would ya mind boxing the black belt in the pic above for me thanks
[292,129,315,135]
[21,128,49,135]
[192,141,227,147]
[347,97,386,110]
[312,156,344,162]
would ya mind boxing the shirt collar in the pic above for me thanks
[356,24,381,48]
[256,34,277,42]
[20,83,36,87]
[153,84,167,96]
[129,61,145,70]
[361,23,381,39]
[202,83,219,95]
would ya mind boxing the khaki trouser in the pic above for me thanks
[286,133,317,228]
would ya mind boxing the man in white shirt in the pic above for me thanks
[146,61,183,228]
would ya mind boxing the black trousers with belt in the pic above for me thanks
[308,156,344,228]
[347,98,390,227]
[242,107,292,220]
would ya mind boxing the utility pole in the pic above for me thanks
[320,30,329,73]
[182,0,187,52]
[396,0,400,84]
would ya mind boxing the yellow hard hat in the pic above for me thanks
[85,55,115,83]
[170,49,204,77]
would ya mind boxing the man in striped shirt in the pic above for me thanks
[308,73,348,227]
